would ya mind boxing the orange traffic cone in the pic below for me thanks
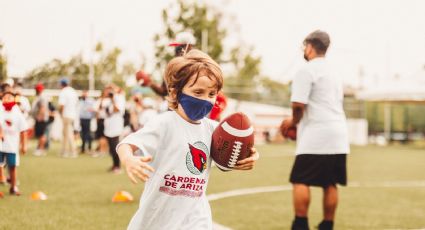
[30,191,48,201]
[112,190,134,203]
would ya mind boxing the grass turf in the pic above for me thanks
[0,142,424,229]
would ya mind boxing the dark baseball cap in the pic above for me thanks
[304,30,330,48]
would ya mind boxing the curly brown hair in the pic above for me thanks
[164,49,223,109]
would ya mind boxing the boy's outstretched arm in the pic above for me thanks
[117,144,155,184]
[233,147,260,170]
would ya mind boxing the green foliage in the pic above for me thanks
[154,0,291,106]
[25,42,133,90]
[153,0,226,72]
[0,41,7,82]
[365,102,425,133]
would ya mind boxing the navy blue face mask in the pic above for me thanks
[177,93,214,121]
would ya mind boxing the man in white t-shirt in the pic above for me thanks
[280,30,349,230]
[58,77,79,158]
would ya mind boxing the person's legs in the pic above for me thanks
[0,152,5,183]
[8,166,19,195]
[34,121,47,155]
[80,119,88,153]
[0,166,5,184]
[62,118,69,156]
[323,185,338,220]
[292,183,310,230]
[99,136,108,154]
[63,118,77,157]
[293,184,310,216]
[6,153,20,195]
[316,185,338,230]
[107,136,120,170]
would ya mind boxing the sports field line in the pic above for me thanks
[209,180,425,230]
[208,180,425,201]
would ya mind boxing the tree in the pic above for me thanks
[25,42,133,90]
[0,41,7,82]
[153,0,291,106]
[153,0,226,74]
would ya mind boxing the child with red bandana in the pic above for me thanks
[0,91,28,195]
[117,49,259,229]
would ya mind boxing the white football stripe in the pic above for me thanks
[222,122,253,137]
[215,163,232,171]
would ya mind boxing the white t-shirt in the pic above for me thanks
[138,108,158,127]
[117,111,218,230]
[58,86,79,120]
[0,106,3,150]
[0,106,28,153]
[291,57,350,155]
[104,94,125,138]
[95,98,110,119]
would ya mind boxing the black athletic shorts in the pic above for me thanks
[289,154,347,187]
[95,118,105,139]
[34,121,48,138]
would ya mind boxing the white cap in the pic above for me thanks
[169,32,196,46]
[4,78,14,86]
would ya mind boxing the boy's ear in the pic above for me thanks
[168,88,177,101]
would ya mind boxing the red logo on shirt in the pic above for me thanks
[186,142,209,175]
[5,119,12,126]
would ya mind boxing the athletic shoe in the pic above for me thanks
[10,186,21,196]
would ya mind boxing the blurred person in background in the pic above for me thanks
[208,91,227,121]
[103,84,125,173]
[135,32,196,98]
[58,77,79,158]
[137,97,158,129]
[79,90,95,154]
[128,93,144,132]
[13,81,31,117]
[93,88,110,157]
[280,30,349,230]
[0,91,28,195]
[31,83,49,156]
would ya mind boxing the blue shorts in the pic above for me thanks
[0,151,19,167]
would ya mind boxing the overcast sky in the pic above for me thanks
[1,0,425,88]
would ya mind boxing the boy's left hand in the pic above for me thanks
[233,147,259,170]
[20,146,27,155]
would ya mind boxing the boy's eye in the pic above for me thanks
[209,92,218,97]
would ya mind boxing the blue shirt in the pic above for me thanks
[79,98,95,119]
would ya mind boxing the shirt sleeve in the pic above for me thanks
[116,117,162,158]
[58,91,66,106]
[290,68,314,104]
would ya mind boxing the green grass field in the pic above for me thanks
[1,142,424,229]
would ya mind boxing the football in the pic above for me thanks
[211,112,254,171]
[286,126,297,141]
[135,70,151,86]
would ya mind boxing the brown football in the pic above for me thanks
[211,112,254,171]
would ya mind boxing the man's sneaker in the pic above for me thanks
[33,149,45,156]
[317,220,333,230]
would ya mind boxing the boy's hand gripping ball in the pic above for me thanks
[211,112,254,171]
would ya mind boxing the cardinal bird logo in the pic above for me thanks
[186,142,209,175]
[5,120,12,127]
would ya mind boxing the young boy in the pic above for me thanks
[0,91,28,195]
[117,49,258,229]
